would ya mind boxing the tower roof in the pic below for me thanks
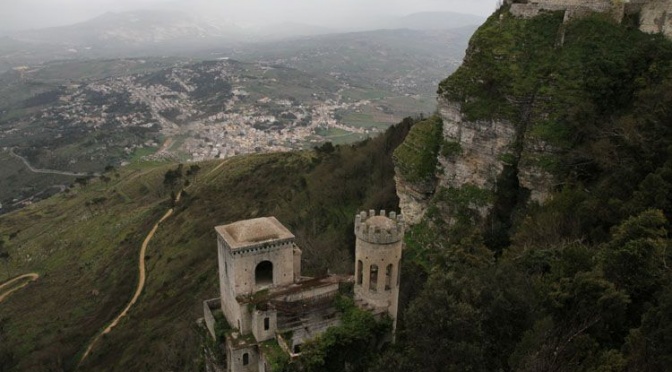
[364,215,396,230]
[215,217,295,250]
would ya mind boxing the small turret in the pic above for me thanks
[353,210,404,327]
[354,210,405,244]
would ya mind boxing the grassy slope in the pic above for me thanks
[0,119,412,371]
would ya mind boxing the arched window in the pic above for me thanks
[356,260,363,285]
[369,264,378,292]
[243,352,249,365]
[385,264,393,291]
[255,261,273,286]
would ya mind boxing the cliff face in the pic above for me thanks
[395,9,560,226]
[396,97,555,225]
[395,3,672,227]
[388,3,672,372]
[435,99,515,195]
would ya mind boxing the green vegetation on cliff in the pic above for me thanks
[385,6,672,372]
[392,115,442,183]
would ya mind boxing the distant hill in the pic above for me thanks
[232,27,476,95]
[389,11,486,30]
[0,9,483,72]
[252,22,338,40]
[11,9,243,47]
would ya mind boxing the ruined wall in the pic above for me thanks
[251,309,277,343]
[640,0,672,37]
[509,0,614,19]
[509,0,672,38]
[203,298,220,340]
[226,339,259,372]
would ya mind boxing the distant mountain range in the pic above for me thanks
[390,11,487,30]
[10,10,244,47]
[7,9,484,46]
[0,9,484,73]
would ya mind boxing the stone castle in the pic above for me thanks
[202,210,404,372]
[507,0,672,38]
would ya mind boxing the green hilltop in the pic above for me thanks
[0,119,412,371]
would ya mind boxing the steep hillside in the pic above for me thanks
[0,119,413,371]
[386,5,672,372]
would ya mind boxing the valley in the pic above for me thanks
[0,25,471,215]
[0,5,482,371]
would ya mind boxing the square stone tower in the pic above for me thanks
[215,217,302,335]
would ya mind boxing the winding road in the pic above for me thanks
[79,191,182,365]
[8,147,92,177]
[0,273,39,303]
[79,159,229,365]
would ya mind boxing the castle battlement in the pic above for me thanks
[507,0,672,39]
[354,210,405,244]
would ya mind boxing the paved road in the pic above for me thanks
[0,273,39,303]
[8,148,92,177]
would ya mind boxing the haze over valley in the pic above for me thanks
[0,4,486,214]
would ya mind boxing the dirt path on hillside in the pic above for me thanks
[79,191,181,365]
[78,159,230,365]
[8,148,92,177]
[206,158,229,177]
[0,273,39,303]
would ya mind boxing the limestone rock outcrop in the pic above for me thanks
[394,173,434,225]
[436,99,516,192]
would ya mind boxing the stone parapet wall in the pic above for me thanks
[509,0,617,20]
[203,298,220,340]
[640,0,672,37]
[508,0,672,38]
[354,210,404,244]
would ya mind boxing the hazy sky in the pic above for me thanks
[1,0,499,31]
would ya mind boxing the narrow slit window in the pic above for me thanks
[397,259,401,286]
[357,260,363,285]
[369,264,378,292]
[264,317,270,331]
[385,264,393,291]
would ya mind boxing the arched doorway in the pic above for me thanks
[255,261,273,286]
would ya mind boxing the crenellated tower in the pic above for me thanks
[353,210,404,327]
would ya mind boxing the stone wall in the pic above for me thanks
[509,0,618,21]
[217,236,296,335]
[509,0,672,39]
[354,210,404,244]
[251,309,277,343]
[203,298,221,340]
[226,341,259,372]
[640,0,672,37]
